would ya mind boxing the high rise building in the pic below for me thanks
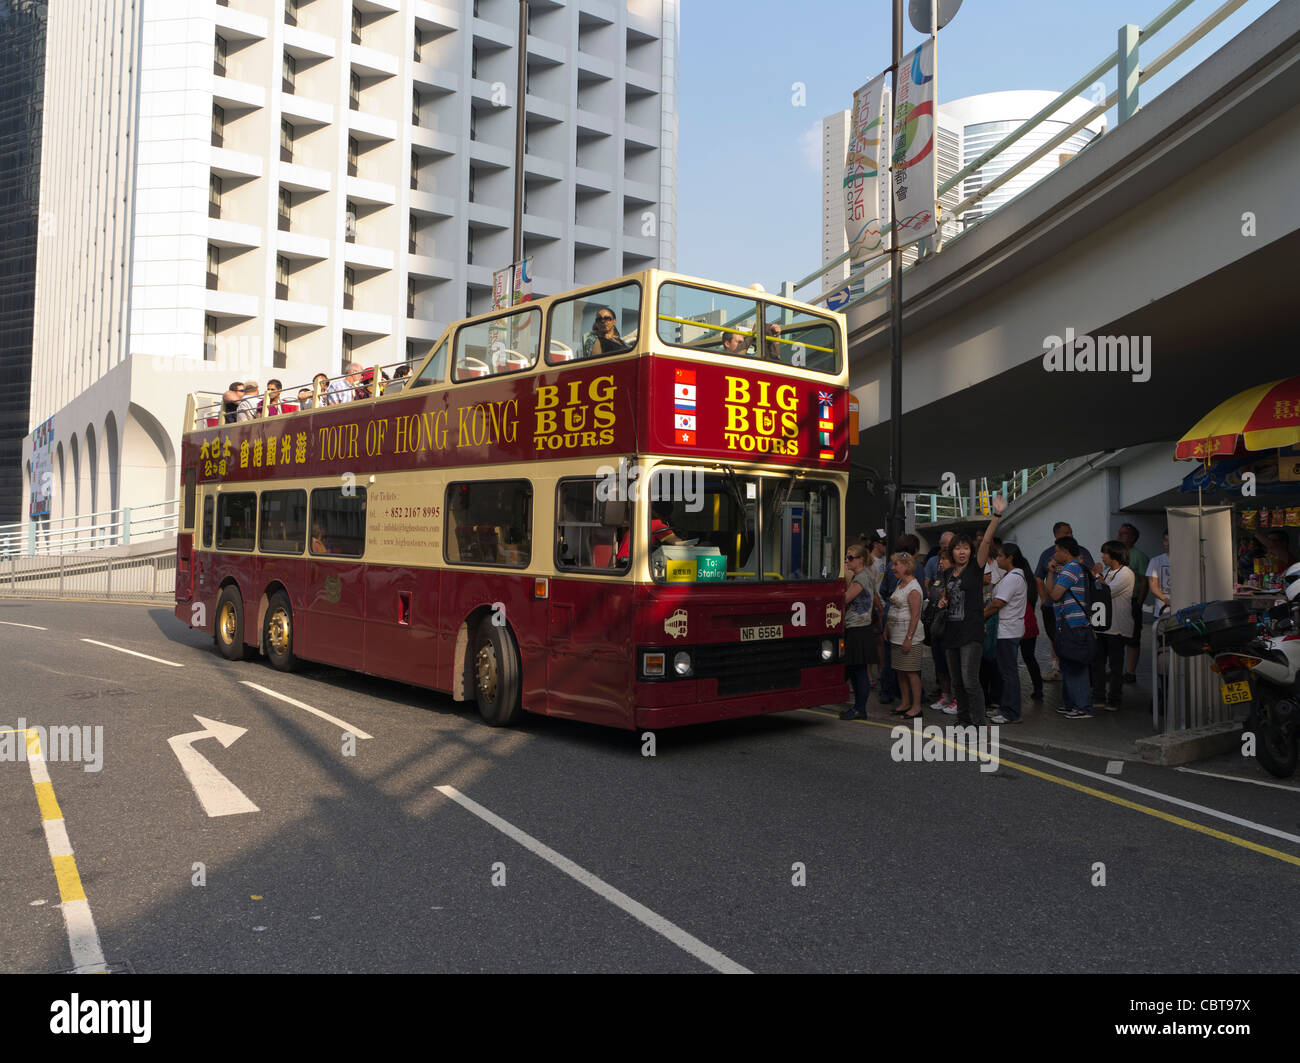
[21,0,679,532]
[0,0,47,526]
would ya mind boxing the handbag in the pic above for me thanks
[982,615,998,661]
[924,603,948,647]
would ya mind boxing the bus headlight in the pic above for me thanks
[820,639,834,661]
[643,652,666,677]
[673,651,693,676]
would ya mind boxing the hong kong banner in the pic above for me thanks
[892,37,937,247]
[844,74,891,263]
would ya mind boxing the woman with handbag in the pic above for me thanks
[886,552,925,718]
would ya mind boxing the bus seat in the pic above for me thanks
[549,340,576,362]
[454,526,478,561]
[455,357,490,381]
[205,416,219,427]
[591,543,614,567]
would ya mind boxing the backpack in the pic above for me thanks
[1066,561,1112,631]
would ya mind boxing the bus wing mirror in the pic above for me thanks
[601,501,629,527]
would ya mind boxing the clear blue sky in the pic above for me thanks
[675,0,1280,294]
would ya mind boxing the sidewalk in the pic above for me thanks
[845,635,1160,763]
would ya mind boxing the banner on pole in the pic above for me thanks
[892,38,937,247]
[513,257,534,304]
[844,75,891,263]
[492,267,511,311]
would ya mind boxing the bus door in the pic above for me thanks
[302,487,368,671]
[549,484,634,726]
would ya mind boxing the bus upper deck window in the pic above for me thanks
[548,281,642,365]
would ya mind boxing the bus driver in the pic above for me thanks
[616,500,684,563]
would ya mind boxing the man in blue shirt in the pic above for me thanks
[1043,535,1095,718]
[1034,521,1094,681]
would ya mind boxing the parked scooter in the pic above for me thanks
[1165,562,1300,779]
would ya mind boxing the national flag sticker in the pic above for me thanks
[674,413,697,431]
[674,367,697,385]
[678,430,697,445]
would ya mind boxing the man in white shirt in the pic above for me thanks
[326,363,364,404]
[1094,539,1136,709]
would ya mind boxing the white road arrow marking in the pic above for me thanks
[168,715,259,818]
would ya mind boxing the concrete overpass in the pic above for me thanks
[846,0,1300,486]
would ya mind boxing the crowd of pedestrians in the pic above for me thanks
[843,498,1172,724]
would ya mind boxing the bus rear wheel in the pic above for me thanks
[263,591,297,673]
[471,618,524,727]
[215,586,246,661]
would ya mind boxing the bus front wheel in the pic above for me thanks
[215,586,246,661]
[263,591,297,673]
[471,618,524,727]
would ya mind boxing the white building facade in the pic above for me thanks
[21,0,679,532]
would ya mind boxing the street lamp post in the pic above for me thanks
[887,0,905,548]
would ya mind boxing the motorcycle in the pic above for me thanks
[1164,563,1300,779]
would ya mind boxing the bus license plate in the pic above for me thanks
[741,625,783,642]
[1220,680,1252,705]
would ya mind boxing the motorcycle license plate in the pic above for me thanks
[1220,680,1252,705]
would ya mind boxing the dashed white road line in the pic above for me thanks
[435,784,751,974]
[1174,766,1300,792]
[80,638,183,668]
[240,681,373,740]
[1000,742,1300,847]
[0,620,48,630]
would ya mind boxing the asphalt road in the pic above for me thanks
[3,598,1298,974]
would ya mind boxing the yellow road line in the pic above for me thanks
[802,709,1300,868]
[9,729,107,971]
[51,854,87,903]
[34,780,63,821]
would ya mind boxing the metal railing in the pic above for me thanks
[795,0,1253,310]
[1,500,179,558]
[190,357,419,431]
[913,463,1058,525]
[1,548,176,603]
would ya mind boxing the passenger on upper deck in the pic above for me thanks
[763,322,784,362]
[386,363,412,394]
[720,328,751,356]
[221,382,245,424]
[236,381,260,422]
[582,306,632,358]
[326,363,363,404]
[257,379,285,416]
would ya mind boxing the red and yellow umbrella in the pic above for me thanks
[1176,376,1300,460]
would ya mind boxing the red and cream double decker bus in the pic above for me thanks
[174,270,852,728]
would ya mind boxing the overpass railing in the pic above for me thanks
[797,0,1254,309]
[0,500,179,558]
[1,548,176,603]
[914,463,1059,525]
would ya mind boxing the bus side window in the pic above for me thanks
[216,492,257,552]
[556,479,628,573]
[183,468,197,531]
[445,480,531,567]
[202,495,214,549]
[309,486,367,557]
